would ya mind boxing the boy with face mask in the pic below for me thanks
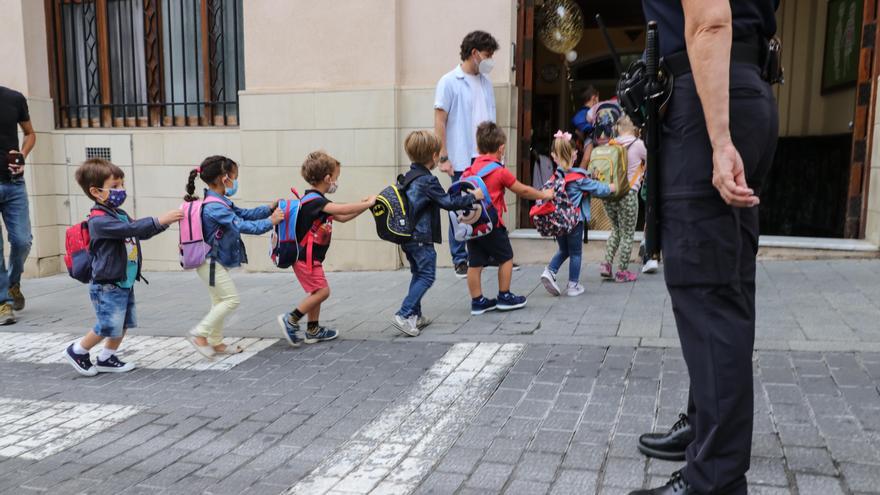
[277,151,376,346]
[64,158,182,376]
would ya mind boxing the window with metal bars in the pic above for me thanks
[45,0,244,128]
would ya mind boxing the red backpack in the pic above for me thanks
[529,168,587,237]
[64,209,106,283]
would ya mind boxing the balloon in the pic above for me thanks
[538,0,584,54]
[566,50,578,62]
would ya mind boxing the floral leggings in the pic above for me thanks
[604,189,639,271]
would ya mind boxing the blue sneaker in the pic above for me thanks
[304,326,338,344]
[471,296,498,315]
[277,314,303,347]
[95,354,136,373]
[497,292,527,311]
[64,344,97,377]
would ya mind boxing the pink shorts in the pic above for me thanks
[294,260,328,293]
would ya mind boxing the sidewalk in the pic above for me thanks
[0,260,878,494]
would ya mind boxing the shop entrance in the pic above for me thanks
[515,0,875,240]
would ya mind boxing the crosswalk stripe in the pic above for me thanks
[0,397,142,459]
[0,332,278,371]
[288,342,525,495]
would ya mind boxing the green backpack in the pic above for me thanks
[588,141,629,200]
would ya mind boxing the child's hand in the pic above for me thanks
[363,195,377,207]
[609,184,617,193]
[270,207,285,225]
[268,200,279,211]
[542,189,555,201]
[159,210,184,226]
[471,188,485,201]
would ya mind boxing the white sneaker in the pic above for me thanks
[541,267,560,296]
[642,259,660,274]
[393,314,420,337]
[566,282,585,297]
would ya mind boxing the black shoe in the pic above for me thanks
[629,470,692,495]
[637,413,693,461]
[454,262,468,279]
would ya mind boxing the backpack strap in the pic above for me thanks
[476,162,502,178]
[563,171,587,184]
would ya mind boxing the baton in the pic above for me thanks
[643,21,661,258]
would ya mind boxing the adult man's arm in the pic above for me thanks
[682,0,758,207]
[19,121,35,159]
[434,108,453,176]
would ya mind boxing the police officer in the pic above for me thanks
[630,1,780,494]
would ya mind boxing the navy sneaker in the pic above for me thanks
[497,292,527,311]
[304,326,339,344]
[95,354,136,373]
[277,314,303,347]
[471,296,498,315]
[64,344,97,377]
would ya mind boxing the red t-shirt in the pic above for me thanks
[462,155,516,227]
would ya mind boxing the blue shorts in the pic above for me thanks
[89,283,137,338]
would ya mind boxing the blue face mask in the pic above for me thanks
[224,177,239,197]
[102,188,127,208]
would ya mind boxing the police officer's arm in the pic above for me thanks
[682,0,760,208]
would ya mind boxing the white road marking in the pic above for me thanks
[0,397,142,459]
[288,342,525,495]
[0,332,278,371]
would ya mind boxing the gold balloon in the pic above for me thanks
[538,0,584,54]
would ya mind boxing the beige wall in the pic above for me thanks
[2,0,522,277]
[867,76,880,246]
[776,0,857,137]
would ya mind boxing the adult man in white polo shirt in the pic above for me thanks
[434,31,498,278]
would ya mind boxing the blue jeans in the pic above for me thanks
[448,171,467,265]
[89,283,137,338]
[548,222,584,283]
[397,243,437,318]
[0,180,32,304]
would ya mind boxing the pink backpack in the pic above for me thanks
[179,196,228,270]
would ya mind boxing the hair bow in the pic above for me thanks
[195,167,202,173]
[553,130,572,141]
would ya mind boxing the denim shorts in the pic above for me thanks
[89,283,137,338]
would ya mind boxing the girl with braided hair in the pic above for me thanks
[183,155,284,359]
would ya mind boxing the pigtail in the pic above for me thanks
[183,168,200,202]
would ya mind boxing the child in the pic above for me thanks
[464,122,553,315]
[185,155,284,359]
[540,131,614,297]
[64,158,182,376]
[392,131,484,336]
[277,151,375,346]
[600,115,646,282]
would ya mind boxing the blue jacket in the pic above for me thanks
[88,204,166,284]
[403,164,476,244]
[201,189,273,268]
[561,167,612,223]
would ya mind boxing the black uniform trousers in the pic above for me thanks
[659,64,778,494]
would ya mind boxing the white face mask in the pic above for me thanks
[327,181,338,194]
[476,53,495,75]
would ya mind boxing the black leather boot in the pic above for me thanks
[637,413,694,461]
[629,469,693,494]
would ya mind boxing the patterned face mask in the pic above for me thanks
[101,188,127,208]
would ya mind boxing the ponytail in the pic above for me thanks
[183,168,199,202]
[184,155,238,201]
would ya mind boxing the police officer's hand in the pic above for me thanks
[712,141,759,208]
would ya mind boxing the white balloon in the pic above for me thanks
[566,50,578,62]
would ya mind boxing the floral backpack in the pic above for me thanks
[529,167,587,237]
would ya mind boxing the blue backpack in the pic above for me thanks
[448,162,502,242]
[270,190,322,269]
